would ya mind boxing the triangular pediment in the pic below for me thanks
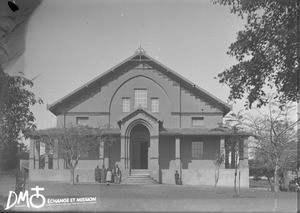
[48,47,231,116]
[117,108,162,127]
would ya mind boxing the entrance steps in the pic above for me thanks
[122,169,158,185]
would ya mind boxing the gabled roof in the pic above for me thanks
[117,107,162,126]
[48,47,232,116]
[160,128,250,136]
[30,126,250,137]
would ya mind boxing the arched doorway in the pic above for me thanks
[130,124,150,169]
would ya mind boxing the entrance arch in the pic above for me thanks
[117,108,161,180]
[130,124,150,169]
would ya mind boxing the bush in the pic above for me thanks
[253,176,261,181]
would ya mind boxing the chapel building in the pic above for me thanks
[29,48,249,186]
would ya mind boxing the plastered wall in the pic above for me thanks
[56,64,224,129]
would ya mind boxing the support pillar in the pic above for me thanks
[34,141,40,169]
[45,152,49,169]
[29,138,35,170]
[126,137,130,169]
[44,154,49,170]
[58,159,65,170]
[175,136,182,184]
[53,139,59,169]
[120,135,126,171]
[43,143,48,169]
[220,137,225,169]
[243,138,249,168]
[99,141,104,166]
[175,136,181,168]
[104,157,109,168]
[149,136,159,181]
[104,144,109,168]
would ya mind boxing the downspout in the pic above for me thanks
[63,111,66,169]
[179,80,182,128]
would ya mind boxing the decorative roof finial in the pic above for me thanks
[135,45,146,55]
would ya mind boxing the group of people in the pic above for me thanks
[95,164,121,185]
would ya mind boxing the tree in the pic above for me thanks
[248,106,297,194]
[214,153,224,189]
[225,125,245,197]
[0,0,42,71]
[249,158,274,182]
[0,68,42,170]
[213,0,299,108]
[36,125,117,184]
[228,96,298,196]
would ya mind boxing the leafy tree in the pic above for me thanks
[36,125,118,184]
[227,96,298,195]
[0,0,42,71]
[0,68,42,170]
[214,153,224,189]
[249,158,273,181]
[225,125,245,198]
[213,0,299,108]
[248,107,297,194]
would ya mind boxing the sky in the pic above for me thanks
[9,0,251,129]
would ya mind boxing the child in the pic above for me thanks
[106,168,112,185]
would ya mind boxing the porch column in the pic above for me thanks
[99,141,104,166]
[220,137,225,169]
[149,135,159,181]
[175,136,181,169]
[104,157,109,168]
[104,145,109,168]
[29,138,35,170]
[44,144,49,170]
[125,136,130,170]
[34,141,40,169]
[53,139,59,169]
[243,138,249,168]
[120,135,126,171]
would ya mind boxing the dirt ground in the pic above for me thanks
[0,174,298,213]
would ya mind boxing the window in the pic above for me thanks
[192,141,204,159]
[151,98,159,113]
[192,117,204,126]
[122,98,130,112]
[134,89,147,108]
[76,117,89,126]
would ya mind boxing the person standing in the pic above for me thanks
[100,165,106,183]
[114,164,121,184]
[111,168,115,183]
[106,168,112,185]
[175,170,179,185]
[94,166,100,183]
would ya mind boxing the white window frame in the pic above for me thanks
[151,98,159,113]
[192,141,204,159]
[134,89,147,108]
[191,117,204,126]
[122,97,130,112]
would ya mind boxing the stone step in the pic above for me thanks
[130,169,150,176]
[122,170,158,185]
[129,175,150,177]
[122,177,158,185]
